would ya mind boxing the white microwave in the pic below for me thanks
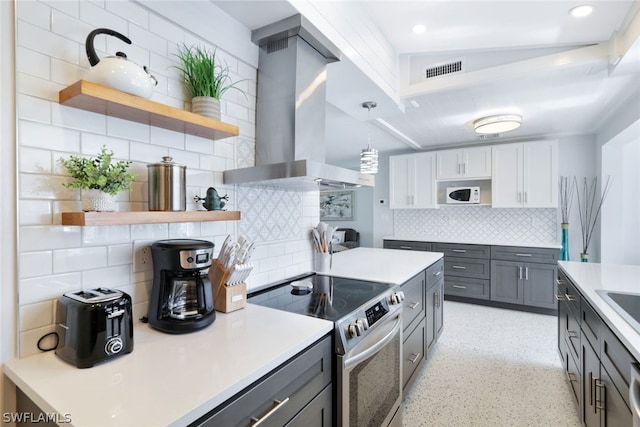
[446,186,480,204]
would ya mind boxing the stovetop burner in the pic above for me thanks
[248,274,391,322]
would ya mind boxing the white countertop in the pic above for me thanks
[4,305,333,427]
[318,247,443,284]
[558,261,640,361]
[385,236,561,249]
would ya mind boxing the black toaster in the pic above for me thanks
[55,288,134,368]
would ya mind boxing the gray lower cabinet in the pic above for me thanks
[383,240,431,251]
[400,259,444,396]
[490,246,558,310]
[192,335,333,427]
[557,268,635,427]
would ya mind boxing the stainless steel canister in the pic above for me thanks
[147,156,186,211]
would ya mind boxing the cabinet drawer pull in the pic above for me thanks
[251,398,290,426]
[555,294,566,301]
[567,330,578,339]
[594,379,606,412]
[516,253,532,257]
[433,271,442,276]
[452,265,466,270]
[452,285,467,289]
[409,352,421,364]
[567,373,577,383]
[565,294,577,302]
[409,301,420,310]
[556,279,566,285]
[452,249,467,253]
[400,246,413,250]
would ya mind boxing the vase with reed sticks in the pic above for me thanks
[575,176,612,262]
[559,176,574,261]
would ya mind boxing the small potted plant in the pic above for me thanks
[173,43,246,120]
[59,146,135,212]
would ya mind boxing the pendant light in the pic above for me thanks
[360,101,379,174]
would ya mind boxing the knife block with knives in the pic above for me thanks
[209,234,254,313]
[209,259,247,313]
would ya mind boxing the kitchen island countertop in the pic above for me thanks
[558,261,640,361]
[4,304,333,427]
[321,247,443,284]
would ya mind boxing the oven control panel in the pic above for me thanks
[366,302,388,327]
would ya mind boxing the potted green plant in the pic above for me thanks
[173,43,246,120]
[59,146,135,212]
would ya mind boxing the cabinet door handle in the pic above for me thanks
[435,292,440,308]
[457,163,461,174]
[452,285,467,289]
[251,398,290,426]
[518,192,522,203]
[463,163,466,174]
[519,267,523,280]
[409,301,420,309]
[516,253,532,257]
[433,271,442,277]
[409,352,421,364]
[524,192,528,204]
[525,267,529,281]
[594,379,605,412]
[452,249,467,253]
[452,265,466,270]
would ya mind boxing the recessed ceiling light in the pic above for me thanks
[412,24,427,34]
[569,5,594,17]
[473,114,522,134]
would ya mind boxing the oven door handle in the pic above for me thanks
[343,313,402,371]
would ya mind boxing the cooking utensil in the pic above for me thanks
[85,28,157,98]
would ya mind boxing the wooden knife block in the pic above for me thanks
[209,259,246,313]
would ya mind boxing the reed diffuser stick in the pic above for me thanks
[574,176,612,255]
[559,176,574,223]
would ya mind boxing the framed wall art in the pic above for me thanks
[320,191,354,220]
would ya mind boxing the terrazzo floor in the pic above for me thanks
[402,301,582,427]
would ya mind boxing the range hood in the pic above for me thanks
[223,14,375,190]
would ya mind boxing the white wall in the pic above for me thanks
[11,0,318,361]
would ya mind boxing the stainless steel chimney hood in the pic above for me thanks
[223,14,375,190]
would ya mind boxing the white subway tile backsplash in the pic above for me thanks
[130,141,168,163]
[105,1,149,30]
[16,47,51,81]
[108,244,133,266]
[185,134,214,155]
[130,223,169,240]
[129,23,168,57]
[19,251,53,279]
[168,149,200,169]
[149,126,185,150]
[50,58,85,86]
[17,1,51,30]
[20,301,54,331]
[107,116,150,142]
[80,133,130,159]
[19,120,80,152]
[18,20,80,64]
[52,103,107,134]
[41,0,79,18]
[79,1,128,36]
[50,9,94,45]
[168,222,202,238]
[20,325,56,358]
[18,94,52,124]
[19,272,81,305]
[20,225,82,252]
[20,173,77,201]
[17,73,65,102]
[53,246,108,274]
[82,225,131,245]
[20,200,53,225]
[19,147,53,174]
[82,265,131,288]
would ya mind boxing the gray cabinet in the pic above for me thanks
[425,264,444,356]
[383,239,431,251]
[193,335,333,427]
[433,242,491,301]
[557,268,635,427]
[490,246,558,310]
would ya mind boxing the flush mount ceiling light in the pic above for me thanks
[569,5,594,17]
[412,24,427,34]
[473,114,522,134]
[360,101,379,175]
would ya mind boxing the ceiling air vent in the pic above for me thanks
[425,60,462,79]
[478,133,500,140]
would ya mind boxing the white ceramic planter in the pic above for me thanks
[191,96,221,120]
[82,189,117,212]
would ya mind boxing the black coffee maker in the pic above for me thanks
[148,239,215,333]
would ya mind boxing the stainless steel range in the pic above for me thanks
[249,274,404,427]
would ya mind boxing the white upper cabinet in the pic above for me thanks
[436,146,492,180]
[390,152,436,209]
[491,140,558,208]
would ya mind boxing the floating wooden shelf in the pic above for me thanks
[61,210,241,226]
[59,80,240,140]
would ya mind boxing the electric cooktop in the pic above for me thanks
[248,274,392,322]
